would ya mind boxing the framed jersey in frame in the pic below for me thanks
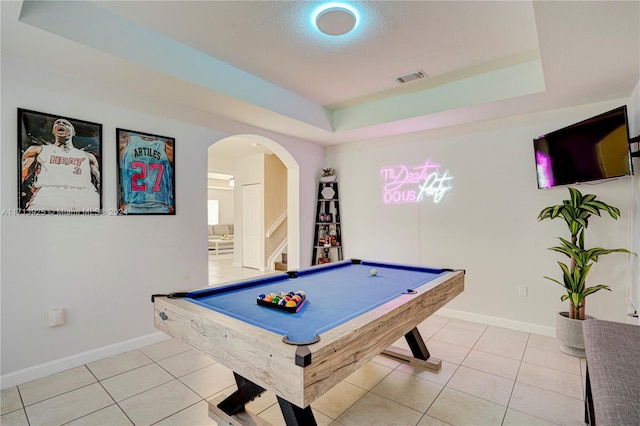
[18,108,102,215]
[116,128,175,215]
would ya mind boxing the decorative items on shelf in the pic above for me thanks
[312,170,343,265]
[320,167,337,182]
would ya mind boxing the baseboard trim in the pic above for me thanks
[1,332,170,389]
[438,308,556,337]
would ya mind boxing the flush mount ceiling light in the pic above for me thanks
[313,3,358,36]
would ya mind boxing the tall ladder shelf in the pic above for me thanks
[312,181,343,265]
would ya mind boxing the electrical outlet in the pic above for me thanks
[47,308,65,327]
[518,285,528,297]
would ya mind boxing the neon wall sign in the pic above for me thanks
[380,159,453,204]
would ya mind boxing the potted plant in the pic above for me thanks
[538,187,633,356]
[320,168,337,182]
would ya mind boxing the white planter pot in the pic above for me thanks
[320,176,336,183]
[555,312,594,357]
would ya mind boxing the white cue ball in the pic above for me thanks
[370,268,377,276]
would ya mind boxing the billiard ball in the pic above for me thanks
[296,290,306,297]
[285,300,297,308]
[370,268,377,276]
[264,296,273,302]
[258,294,266,300]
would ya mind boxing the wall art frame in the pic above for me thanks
[116,128,176,215]
[18,108,102,214]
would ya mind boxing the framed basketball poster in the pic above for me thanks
[18,108,102,214]
[117,128,175,215]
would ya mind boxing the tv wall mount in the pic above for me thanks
[631,135,640,158]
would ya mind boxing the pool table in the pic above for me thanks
[152,259,464,426]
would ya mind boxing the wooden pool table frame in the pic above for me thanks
[153,265,464,425]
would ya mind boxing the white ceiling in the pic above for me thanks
[3,0,639,156]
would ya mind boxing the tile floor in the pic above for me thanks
[1,253,587,426]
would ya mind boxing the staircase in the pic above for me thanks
[274,252,288,271]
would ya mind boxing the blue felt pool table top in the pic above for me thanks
[185,260,452,344]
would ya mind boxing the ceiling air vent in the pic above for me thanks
[395,69,427,84]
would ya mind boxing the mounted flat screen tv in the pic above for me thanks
[533,106,634,189]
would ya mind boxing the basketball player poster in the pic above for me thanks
[116,128,175,215]
[18,109,102,214]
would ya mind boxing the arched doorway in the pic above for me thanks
[207,134,300,271]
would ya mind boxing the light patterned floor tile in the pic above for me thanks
[522,345,581,375]
[179,362,236,399]
[0,408,29,426]
[417,315,452,340]
[502,408,555,425]
[312,409,334,426]
[508,381,583,425]
[18,366,97,406]
[257,403,286,426]
[527,333,559,352]
[311,380,368,419]
[154,400,218,425]
[157,349,216,378]
[86,350,153,380]
[423,338,471,364]
[100,363,174,402]
[416,413,454,425]
[371,369,443,412]
[24,383,113,426]
[139,338,192,362]
[66,404,133,425]
[517,361,583,400]
[118,380,201,426]
[1,387,23,415]
[427,387,506,425]
[446,365,514,406]
[344,361,393,390]
[462,349,521,380]
[431,320,486,348]
[473,326,529,360]
[396,359,459,386]
[337,392,424,426]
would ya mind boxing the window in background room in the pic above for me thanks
[208,200,219,225]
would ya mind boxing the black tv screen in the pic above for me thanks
[533,106,634,189]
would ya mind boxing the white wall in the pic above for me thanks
[207,184,235,225]
[0,59,323,386]
[326,99,637,335]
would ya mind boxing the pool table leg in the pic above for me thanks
[277,396,317,426]
[405,327,431,360]
[382,327,442,371]
[217,372,266,415]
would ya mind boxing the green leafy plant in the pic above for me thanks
[322,168,336,177]
[538,187,633,320]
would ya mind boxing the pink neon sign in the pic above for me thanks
[380,159,453,204]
